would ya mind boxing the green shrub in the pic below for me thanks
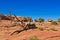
[27,17,33,22]
[34,18,44,22]
[57,18,60,22]
[29,36,39,40]
[38,18,44,23]
[34,19,38,22]
[0,12,5,19]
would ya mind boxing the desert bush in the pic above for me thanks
[51,21,57,25]
[38,18,44,22]
[29,36,39,40]
[34,18,44,22]
[0,12,5,19]
[49,26,57,31]
[57,18,60,22]
[27,17,33,22]
[34,19,38,22]
[38,27,44,31]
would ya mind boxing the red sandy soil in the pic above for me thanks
[8,29,60,40]
[0,20,60,40]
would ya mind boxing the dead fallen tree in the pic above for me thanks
[10,23,37,35]
[1,22,24,28]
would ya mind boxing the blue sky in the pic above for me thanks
[0,0,60,20]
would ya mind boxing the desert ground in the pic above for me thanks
[0,16,60,40]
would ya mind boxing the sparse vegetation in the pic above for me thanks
[51,21,57,25]
[57,18,60,22]
[0,13,60,40]
[49,26,57,31]
[38,27,44,31]
[29,36,39,40]
[38,18,44,22]
[0,12,5,19]
[27,17,33,22]
[34,19,38,22]
[34,18,44,22]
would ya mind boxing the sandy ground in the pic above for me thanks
[0,20,60,40]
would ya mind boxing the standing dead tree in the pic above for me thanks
[7,9,13,23]
[14,14,20,22]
